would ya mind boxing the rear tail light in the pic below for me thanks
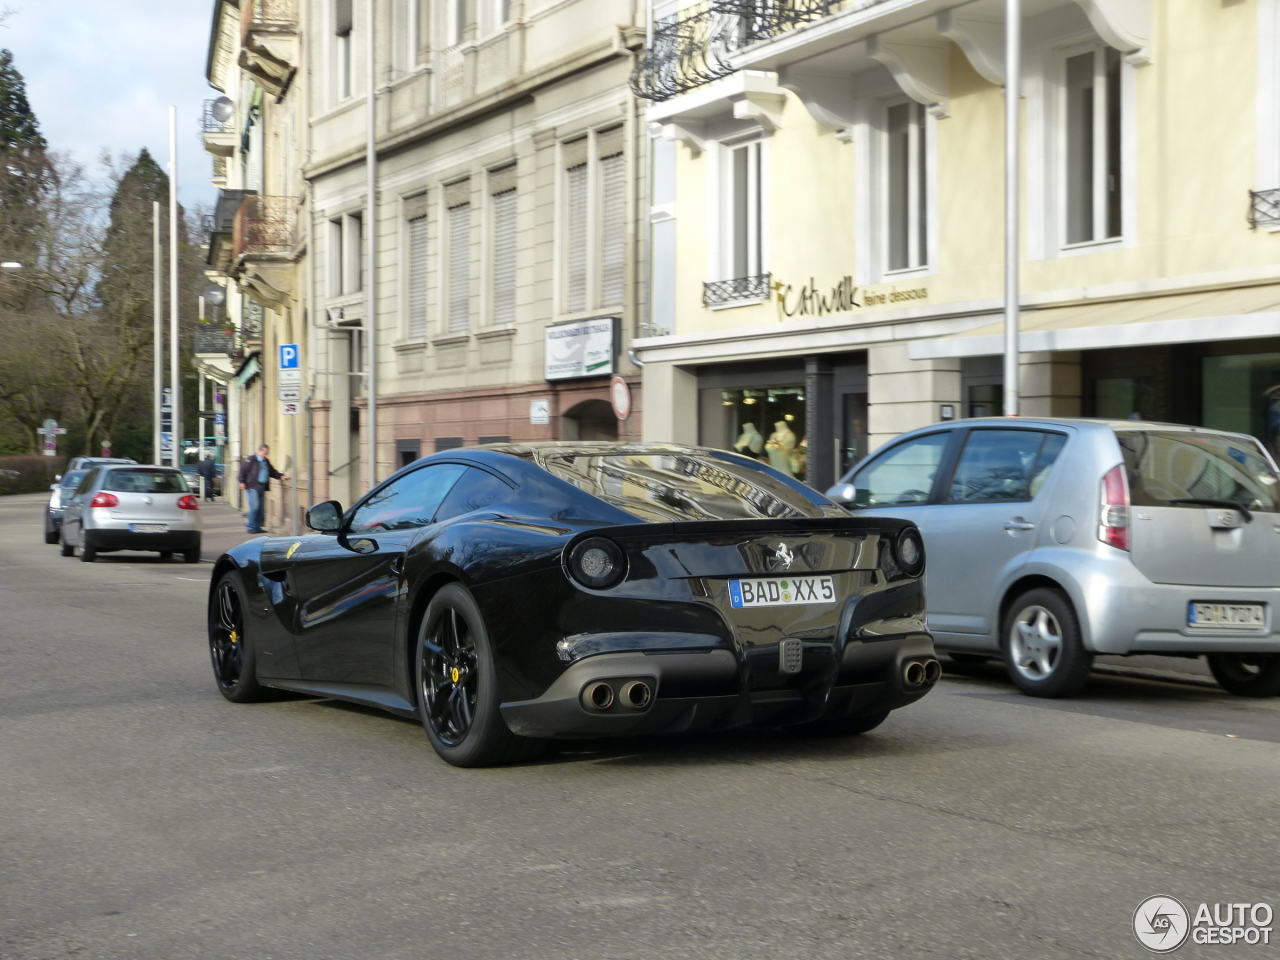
[89,492,119,508]
[1098,464,1129,551]
[177,495,199,511]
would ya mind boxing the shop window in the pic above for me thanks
[886,101,928,273]
[1093,376,1154,420]
[396,438,422,468]
[700,386,807,481]
[1202,353,1280,460]
[1063,46,1122,246]
[840,392,868,476]
[968,384,1004,418]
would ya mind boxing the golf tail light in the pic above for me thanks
[893,527,926,577]
[89,492,118,508]
[177,495,199,511]
[1099,463,1130,551]
[567,537,626,590]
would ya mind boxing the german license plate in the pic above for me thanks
[1188,602,1265,628]
[130,523,168,534]
[729,576,835,608]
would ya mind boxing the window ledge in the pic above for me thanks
[432,334,471,348]
[475,326,516,341]
[393,340,427,353]
[1059,237,1125,258]
[708,297,767,311]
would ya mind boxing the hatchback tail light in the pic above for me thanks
[1098,464,1129,551]
[177,495,199,511]
[89,492,119,508]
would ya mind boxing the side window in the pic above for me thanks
[853,433,950,506]
[947,430,1067,503]
[434,467,513,522]
[76,470,98,496]
[349,463,468,533]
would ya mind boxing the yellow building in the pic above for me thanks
[631,0,1280,492]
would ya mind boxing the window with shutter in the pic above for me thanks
[491,189,517,324]
[565,163,588,313]
[407,215,428,339]
[599,152,625,307]
[448,202,471,333]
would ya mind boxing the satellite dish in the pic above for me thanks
[211,96,235,123]
[203,284,227,308]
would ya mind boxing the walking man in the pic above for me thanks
[238,444,289,534]
[196,455,218,501]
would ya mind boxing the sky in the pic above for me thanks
[3,0,219,212]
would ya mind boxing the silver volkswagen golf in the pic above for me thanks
[827,418,1280,698]
[60,465,202,563]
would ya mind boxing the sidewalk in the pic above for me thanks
[198,498,264,560]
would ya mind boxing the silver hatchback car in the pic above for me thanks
[60,465,202,563]
[827,418,1280,699]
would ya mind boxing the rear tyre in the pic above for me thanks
[80,543,97,563]
[415,583,546,767]
[183,548,201,564]
[1000,588,1092,698]
[209,571,269,703]
[159,550,173,559]
[1207,653,1280,697]
[791,709,891,738]
[44,512,59,545]
[60,536,74,557]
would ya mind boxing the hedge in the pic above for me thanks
[0,455,67,496]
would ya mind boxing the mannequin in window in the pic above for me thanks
[789,436,807,480]
[734,422,765,459]
[766,420,797,475]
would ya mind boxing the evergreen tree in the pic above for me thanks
[97,149,170,330]
[0,48,53,310]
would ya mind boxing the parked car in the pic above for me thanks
[43,469,89,544]
[60,465,202,563]
[826,418,1280,699]
[65,456,136,472]
[207,442,938,767]
[180,462,224,497]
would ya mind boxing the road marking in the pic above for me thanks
[175,577,206,582]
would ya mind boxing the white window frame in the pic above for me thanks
[343,213,363,294]
[444,192,472,334]
[488,181,518,325]
[648,133,677,335]
[882,99,929,276]
[1030,35,1137,259]
[704,131,770,306]
[555,128,629,317]
[1259,0,1280,227]
[403,205,429,341]
[327,217,344,297]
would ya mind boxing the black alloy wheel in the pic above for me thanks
[1207,653,1280,697]
[415,583,544,767]
[209,571,267,703]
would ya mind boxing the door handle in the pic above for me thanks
[1004,520,1035,531]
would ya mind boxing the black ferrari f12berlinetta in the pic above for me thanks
[208,443,938,766]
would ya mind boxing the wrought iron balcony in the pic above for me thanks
[232,195,297,260]
[631,0,883,102]
[1250,189,1280,229]
[194,323,236,357]
[703,273,772,307]
[200,100,235,135]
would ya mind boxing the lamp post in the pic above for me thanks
[366,0,379,492]
[1003,0,1021,417]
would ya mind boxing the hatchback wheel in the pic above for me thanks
[44,512,59,545]
[1001,588,1092,698]
[80,544,97,563]
[1207,653,1280,697]
[60,537,74,558]
[415,583,545,767]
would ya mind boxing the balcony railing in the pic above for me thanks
[194,324,236,356]
[241,0,296,37]
[1250,189,1280,229]
[232,195,297,260]
[200,99,235,135]
[703,273,772,307]
[631,0,882,102]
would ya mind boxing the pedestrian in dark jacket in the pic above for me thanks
[238,445,289,534]
[196,455,217,501]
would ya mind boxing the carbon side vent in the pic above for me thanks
[779,638,803,675]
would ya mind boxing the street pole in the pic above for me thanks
[153,201,163,465]
[366,0,378,492]
[1003,0,1021,417]
[169,105,182,465]
[290,416,299,535]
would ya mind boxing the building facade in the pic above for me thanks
[202,0,310,528]
[305,0,648,507]
[631,0,1280,491]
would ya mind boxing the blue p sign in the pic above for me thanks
[279,343,299,369]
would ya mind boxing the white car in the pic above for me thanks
[60,465,202,563]
[828,418,1280,699]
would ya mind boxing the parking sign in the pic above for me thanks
[279,343,299,369]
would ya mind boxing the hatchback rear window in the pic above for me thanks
[103,469,189,494]
[536,452,841,522]
[1115,430,1280,514]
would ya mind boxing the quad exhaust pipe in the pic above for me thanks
[903,658,941,688]
[580,679,653,712]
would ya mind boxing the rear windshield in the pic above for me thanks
[60,470,88,489]
[102,469,189,494]
[536,452,843,522]
[1115,430,1280,514]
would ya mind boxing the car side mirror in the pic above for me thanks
[306,500,344,532]
[54,474,62,482]
[824,482,858,506]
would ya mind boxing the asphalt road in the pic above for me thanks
[3,491,1279,960]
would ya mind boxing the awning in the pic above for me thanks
[909,283,1280,359]
[235,353,261,386]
